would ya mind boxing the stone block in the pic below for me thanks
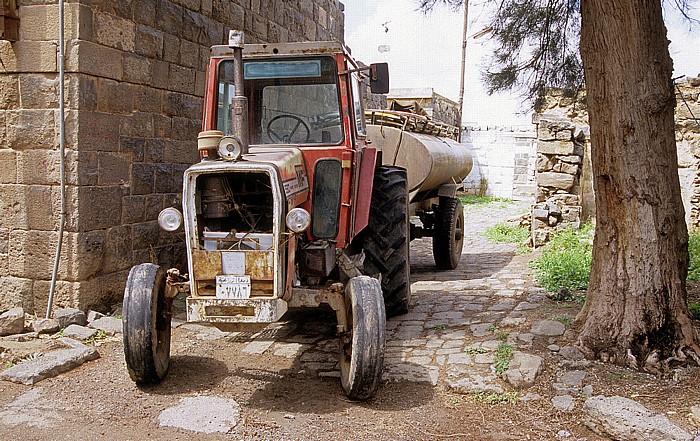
[538,172,575,191]
[0,277,33,311]
[0,337,100,385]
[120,137,145,162]
[0,150,17,183]
[172,116,199,140]
[101,225,133,273]
[75,40,123,81]
[78,111,120,152]
[0,40,58,73]
[145,194,164,221]
[163,92,202,119]
[168,64,196,95]
[0,307,25,336]
[179,39,200,69]
[532,208,549,220]
[19,74,59,109]
[131,163,155,194]
[559,162,580,175]
[17,150,62,185]
[66,74,97,111]
[0,185,28,229]
[122,195,146,224]
[5,109,57,150]
[0,74,19,110]
[123,53,152,85]
[54,307,87,328]
[120,112,154,138]
[134,86,162,113]
[538,140,576,156]
[32,318,60,334]
[583,395,693,441]
[157,1,185,35]
[559,155,582,164]
[135,25,164,59]
[97,152,130,185]
[89,316,123,335]
[94,12,135,52]
[97,78,133,114]
[134,0,157,27]
[133,220,161,249]
[77,186,124,230]
[151,60,171,90]
[503,352,544,389]
[32,280,80,315]
[78,270,129,312]
[26,185,56,230]
[162,34,181,64]
[154,164,173,193]
[165,140,198,164]
[0,227,7,254]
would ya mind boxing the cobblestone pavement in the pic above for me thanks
[223,201,559,393]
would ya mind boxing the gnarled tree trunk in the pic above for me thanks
[577,0,700,371]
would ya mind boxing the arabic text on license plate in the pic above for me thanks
[216,275,251,299]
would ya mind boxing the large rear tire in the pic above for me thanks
[123,263,172,385]
[432,196,464,270]
[363,166,411,317]
[340,276,386,400]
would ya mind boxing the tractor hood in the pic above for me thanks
[188,146,309,206]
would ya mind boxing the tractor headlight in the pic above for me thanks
[218,135,244,161]
[286,208,311,234]
[158,207,183,232]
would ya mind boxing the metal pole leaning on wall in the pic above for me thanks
[47,0,66,318]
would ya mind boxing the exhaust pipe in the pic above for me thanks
[228,30,249,156]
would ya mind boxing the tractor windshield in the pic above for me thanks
[216,56,343,145]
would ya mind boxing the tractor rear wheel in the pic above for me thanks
[123,263,172,385]
[339,276,386,400]
[432,196,465,270]
[363,165,411,317]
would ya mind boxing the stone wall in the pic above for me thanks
[530,116,587,246]
[0,0,345,314]
[676,77,700,229]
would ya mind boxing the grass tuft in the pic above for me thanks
[484,222,530,244]
[493,343,514,375]
[530,224,593,293]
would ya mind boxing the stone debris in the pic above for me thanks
[583,395,694,441]
[88,316,122,335]
[31,318,60,334]
[62,324,98,341]
[158,396,240,434]
[0,308,25,336]
[531,320,566,336]
[690,405,700,426]
[559,370,587,388]
[1,332,38,342]
[445,364,503,394]
[53,308,87,329]
[0,338,99,385]
[552,394,575,411]
[503,352,544,389]
[86,310,105,323]
[559,345,585,360]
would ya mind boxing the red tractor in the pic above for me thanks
[122,31,471,400]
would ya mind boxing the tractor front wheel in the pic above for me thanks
[123,263,172,385]
[339,276,386,401]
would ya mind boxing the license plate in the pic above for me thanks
[216,275,251,299]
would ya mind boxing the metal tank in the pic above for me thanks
[366,124,473,199]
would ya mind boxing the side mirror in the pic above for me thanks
[369,63,389,94]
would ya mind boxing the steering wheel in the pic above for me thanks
[266,115,311,143]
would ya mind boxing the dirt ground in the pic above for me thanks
[1,246,699,440]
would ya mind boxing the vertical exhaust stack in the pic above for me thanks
[229,30,249,156]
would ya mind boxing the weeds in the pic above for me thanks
[688,231,700,281]
[465,346,488,355]
[689,302,700,320]
[17,353,43,365]
[433,324,447,331]
[530,224,593,292]
[86,330,107,344]
[493,343,514,375]
[458,195,512,207]
[484,222,530,244]
[550,315,573,326]
[471,391,518,405]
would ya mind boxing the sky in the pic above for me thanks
[344,0,700,127]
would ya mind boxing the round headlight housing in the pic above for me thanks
[218,135,244,161]
[286,208,311,234]
[158,207,183,232]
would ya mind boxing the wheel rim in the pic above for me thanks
[452,204,465,263]
[151,271,171,377]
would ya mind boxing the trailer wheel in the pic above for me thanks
[340,276,386,401]
[432,196,465,270]
[363,165,411,317]
[123,263,172,385]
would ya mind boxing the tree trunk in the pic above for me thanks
[577,0,700,371]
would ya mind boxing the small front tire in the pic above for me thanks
[339,276,386,401]
[123,263,172,385]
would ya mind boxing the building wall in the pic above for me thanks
[0,0,345,314]
[462,126,537,201]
